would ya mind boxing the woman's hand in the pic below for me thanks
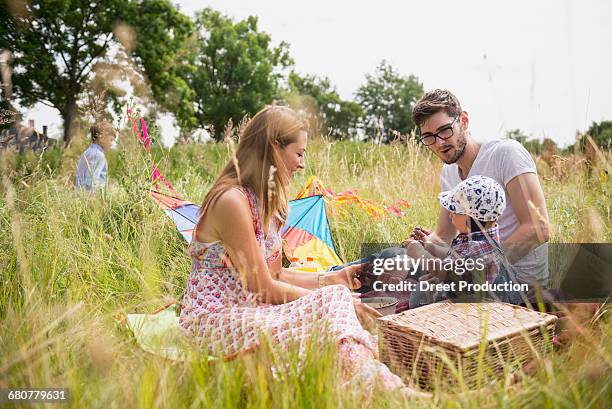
[324,264,363,290]
[353,298,382,330]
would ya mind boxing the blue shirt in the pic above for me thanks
[76,143,107,191]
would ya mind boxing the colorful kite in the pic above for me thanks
[280,194,343,270]
[148,190,343,270]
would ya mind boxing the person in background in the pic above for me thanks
[76,121,115,191]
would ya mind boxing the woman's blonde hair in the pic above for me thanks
[200,105,307,228]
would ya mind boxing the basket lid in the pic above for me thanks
[378,302,558,351]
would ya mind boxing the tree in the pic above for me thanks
[0,0,195,145]
[582,120,612,152]
[125,0,197,134]
[507,129,542,154]
[286,72,362,140]
[0,0,127,145]
[355,61,423,142]
[189,8,292,141]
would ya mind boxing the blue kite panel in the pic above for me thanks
[282,195,335,250]
[164,204,200,232]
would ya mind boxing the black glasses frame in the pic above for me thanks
[417,116,460,146]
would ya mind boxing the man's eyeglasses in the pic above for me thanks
[418,116,459,146]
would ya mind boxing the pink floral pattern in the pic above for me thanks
[179,186,403,389]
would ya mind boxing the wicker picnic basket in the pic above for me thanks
[378,302,558,390]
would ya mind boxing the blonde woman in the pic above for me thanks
[179,105,407,392]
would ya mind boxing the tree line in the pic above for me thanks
[1,0,423,145]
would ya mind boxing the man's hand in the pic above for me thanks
[402,238,423,258]
[419,270,448,284]
[409,227,432,243]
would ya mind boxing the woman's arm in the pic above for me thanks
[207,189,311,304]
[278,268,319,289]
[278,265,363,290]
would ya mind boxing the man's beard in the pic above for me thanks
[441,131,467,164]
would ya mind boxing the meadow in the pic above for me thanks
[0,129,610,408]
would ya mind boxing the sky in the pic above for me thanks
[22,0,612,147]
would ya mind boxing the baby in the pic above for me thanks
[404,175,524,307]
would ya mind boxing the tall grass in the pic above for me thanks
[0,132,610,408]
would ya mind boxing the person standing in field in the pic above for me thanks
[76,121,115,191]
[409,89,550,287]
[179,105,426,396]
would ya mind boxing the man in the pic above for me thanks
[409,89,550,286]
[76,121,115,191]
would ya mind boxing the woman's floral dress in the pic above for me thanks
[179,186,403,390]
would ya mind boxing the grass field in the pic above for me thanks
[0,130,610,408]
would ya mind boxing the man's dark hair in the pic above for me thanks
[412,89,462,128]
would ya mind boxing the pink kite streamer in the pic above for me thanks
[140,117,151,149]
[127,105,177,195]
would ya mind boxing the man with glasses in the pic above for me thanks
[329,90,550,309]
[409,89,550,288]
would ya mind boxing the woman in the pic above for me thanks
[179,105,406,391]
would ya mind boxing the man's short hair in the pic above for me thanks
[412,89,462,127]
[90,121,114,142]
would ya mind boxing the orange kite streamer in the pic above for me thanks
[294,176,410,218]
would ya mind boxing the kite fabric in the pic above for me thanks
[148,190,343,271]
[280,194,342,269]
[295,176,411,218]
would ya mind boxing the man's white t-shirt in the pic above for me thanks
[440,138,549,285]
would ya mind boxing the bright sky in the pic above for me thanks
[24,0,612,147]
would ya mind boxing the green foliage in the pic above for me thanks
[0,0,126,143]
[126,0,198,132]
[355,61,423,142]
[187,8,292,141]
[286,72,363,140]
[506,129,541,154]
[505,129,559,155]
[582,120,612,151]
[0,0,198,144]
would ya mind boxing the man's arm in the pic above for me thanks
[503,172,550,264]
[407,207,456,254]
[430,207,458,245]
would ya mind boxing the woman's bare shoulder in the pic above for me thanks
[196,187,252,242]
[209,187,250,219]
